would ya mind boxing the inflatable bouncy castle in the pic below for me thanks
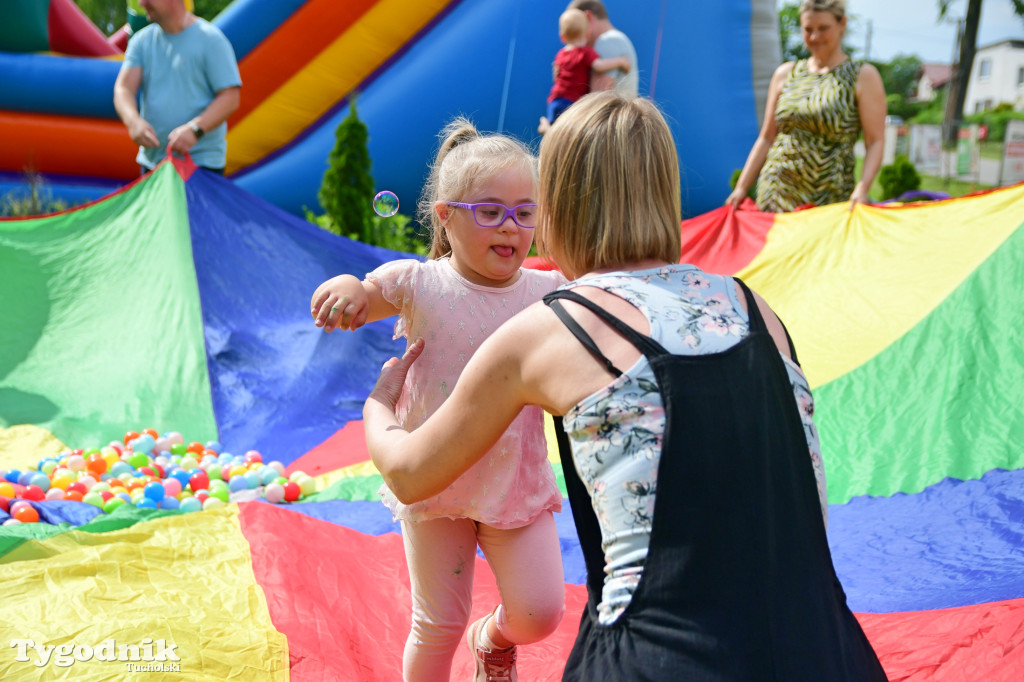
[0,0,780,216]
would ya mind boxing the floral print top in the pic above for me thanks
[560,265,827,625]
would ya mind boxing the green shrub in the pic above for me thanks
[878,154,921,200]
[963,105,1024,143]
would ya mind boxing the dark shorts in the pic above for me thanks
[546,98,574,124]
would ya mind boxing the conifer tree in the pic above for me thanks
[318,96,374,241]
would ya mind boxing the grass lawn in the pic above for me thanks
[856,156,992,201]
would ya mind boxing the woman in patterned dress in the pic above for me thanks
[726,0,886,212]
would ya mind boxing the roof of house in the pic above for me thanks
[919,62,952,87]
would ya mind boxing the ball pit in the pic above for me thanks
[0,428,316,525]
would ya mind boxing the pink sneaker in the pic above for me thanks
[466,609,518,682]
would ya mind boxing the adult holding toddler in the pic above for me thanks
[569,0,638,97]
[539,8,631,133]
[726,0,885,212]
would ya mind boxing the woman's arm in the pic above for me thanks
[364,313,546,503]
[725,62,793,209]
[851,63,887,209]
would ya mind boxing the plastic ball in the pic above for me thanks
[297,476,317,497]
[0,495,8,513]
[123,430,141,445]
[135,498,158,510]
[244,471,262,489]
[162,478,182,498]
[219,464,233,481]
[244,450,263,465]
[63,490,84,502]
[67,455,86,472]
[21,485,46,502]
[0,482,13,498]
[189,471,210,491]
[228,476,250,493]
[266,461,286,477]
[263,483,285,504]
[116,492,132,504]
[171,469,192,489]
[29,472,51,492]
[179,497,202,513]
[3,470,21,483]
[260,467,279,486]
[45,488,65,501]
[86,454,107,476]
[108,461,132,478]
[13,505,39,523]
[98,490,113,503]
[90,482,111,494]
[180,456,199,471]
[159,496,179,510]
[141,427,158,439]
[154,437,171,454]
[202,497,226,511]
[194,490,210,504]
[282,481,301,502]
[40,460,58,476]
[208,486,229,504]
[170,442,187,456]
[103,498,127,514]
[186,441,204,455]
[77,476,98,490]
[82,492,105,508]
[143,481,165,502]
[127,452,149,470]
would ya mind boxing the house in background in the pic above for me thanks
[915,62,952,102]
[962,39,1024,114]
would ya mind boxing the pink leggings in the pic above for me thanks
[400,511,565,681]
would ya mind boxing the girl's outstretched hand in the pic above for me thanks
[367,338,425,412]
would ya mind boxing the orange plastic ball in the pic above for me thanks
[14,505,40,523]
[142,428,159,439]
[123,431,140,445]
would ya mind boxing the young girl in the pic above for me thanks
[310,119,566,681]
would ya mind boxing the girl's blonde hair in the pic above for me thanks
[799,0,846,20]
[537,91,681,277]
[417,117,537,260]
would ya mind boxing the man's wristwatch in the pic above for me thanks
[190,122,205,140]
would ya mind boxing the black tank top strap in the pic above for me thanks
[733,277,800,365]
[545,298,624,378]
[543,289,668,363]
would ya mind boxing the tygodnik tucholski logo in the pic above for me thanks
[10,638,181,671]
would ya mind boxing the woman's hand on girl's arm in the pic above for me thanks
[364,306,559,505]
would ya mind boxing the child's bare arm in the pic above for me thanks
[592,56,630,74]
[311,274,398,332]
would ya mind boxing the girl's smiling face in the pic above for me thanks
[436,166,537,288]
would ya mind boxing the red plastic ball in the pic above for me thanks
[283,481,301,502]
[0,495,9,513]
[21,485,45,502]
[189,471,210,491]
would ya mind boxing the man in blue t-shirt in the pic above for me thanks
[113,0,241,173]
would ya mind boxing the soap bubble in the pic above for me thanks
[373,190,399,217]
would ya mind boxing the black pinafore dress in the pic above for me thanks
[544,280,887,681]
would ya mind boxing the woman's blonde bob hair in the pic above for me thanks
[536,91,681,277]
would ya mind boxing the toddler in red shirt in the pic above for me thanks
[538,8,630,133]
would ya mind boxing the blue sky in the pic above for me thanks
[793,0,1024,63]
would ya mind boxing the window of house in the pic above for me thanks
[979,59,992,81]
[1018,66,1024,86]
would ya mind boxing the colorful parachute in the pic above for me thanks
[2,159,1023,679]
